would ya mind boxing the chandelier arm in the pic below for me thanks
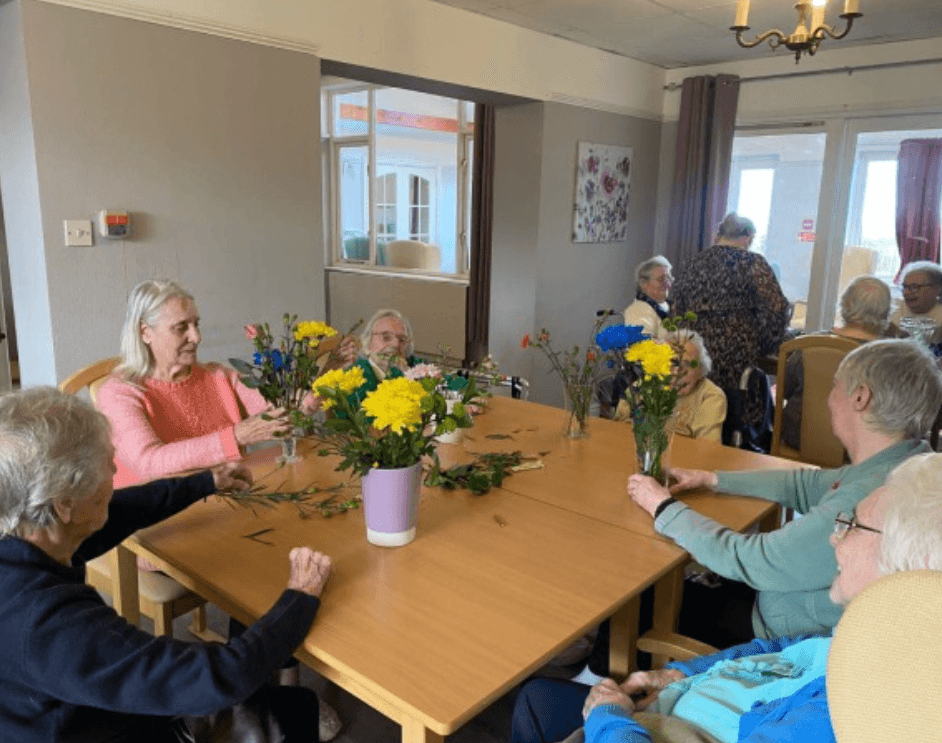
[732,27,787,49]
[815,15,857,41]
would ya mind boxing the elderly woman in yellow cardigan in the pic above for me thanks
[614,330,727,442]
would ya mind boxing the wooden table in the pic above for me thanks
[122,441,684,743]
[116,396,805,742]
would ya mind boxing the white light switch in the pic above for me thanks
[64,220,93,247]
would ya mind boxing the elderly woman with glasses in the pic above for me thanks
[627,339,942,644]
[892,260,942,331]
[623,256,672,340]
[344,308,421,400]
[0,387,332,743]
[613,331,727,442]
[513,452,942,743]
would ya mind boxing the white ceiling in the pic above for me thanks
[430,0,942,68]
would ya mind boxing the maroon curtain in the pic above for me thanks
[896,138,942,277]
[665,75,740,266]
[465,103,495,366]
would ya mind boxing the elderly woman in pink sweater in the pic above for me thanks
[98,280,292,488]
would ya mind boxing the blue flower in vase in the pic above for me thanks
[253,351,267,365]
[270,350,290,371]
[596,324,648,352]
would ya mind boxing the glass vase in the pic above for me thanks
[277,435,301,465]
[563,382,593,440]
[631,410,676,485]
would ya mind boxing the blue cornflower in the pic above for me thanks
[596,324,647,352]
[271,350,286,370]
[253,351,266,365]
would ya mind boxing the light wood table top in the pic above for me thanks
[127,440,684,742]
[454,396,806,538]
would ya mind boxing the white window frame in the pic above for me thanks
[326,84,474,278]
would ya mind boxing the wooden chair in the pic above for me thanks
[772,335,860,468]
[637,630,717,667]
[60,358,220,640]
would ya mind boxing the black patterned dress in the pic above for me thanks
[672,245,790,429]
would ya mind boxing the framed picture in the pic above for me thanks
[573,142,632,243]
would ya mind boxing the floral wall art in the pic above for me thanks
[573,142,632,243]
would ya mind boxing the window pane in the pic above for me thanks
[375,88,458,271]
[842,129,942,306]
[728,132,828,330]
[338,145,369,261]
[333,90,368,137]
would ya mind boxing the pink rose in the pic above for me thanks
[245,324,259,340]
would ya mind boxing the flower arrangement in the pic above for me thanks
[309,366,480,477]
[617,313,699,484]
[229,314,340,428]
[523,317,644,438]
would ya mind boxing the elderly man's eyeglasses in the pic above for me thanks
[833,512,882,540]
[372,331,409,344]
[650,274,673,285]
[902,281,939,292]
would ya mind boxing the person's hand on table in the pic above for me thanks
[627,474,672,518]
[667,467,718,494]
[212,462,253,491]
[619,668,686,711]
[234,407,292,447]
[583,678,635,720]
[287,548,332,598]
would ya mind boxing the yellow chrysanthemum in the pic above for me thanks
[294,320,337,341]
[312,366,366,409]
[625,340,675,378]
[361,377,428,433]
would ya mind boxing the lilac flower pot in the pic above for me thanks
[361,461,422,547]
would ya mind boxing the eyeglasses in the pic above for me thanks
[372,331,409,345]
[902,282,939,292]
[833,511,882,540]
[646,274,673,285]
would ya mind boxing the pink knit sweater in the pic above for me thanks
[97,363,268,488]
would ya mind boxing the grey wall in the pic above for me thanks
[0,1,324,385]
[491,103,661,405]
[490,102,544,393]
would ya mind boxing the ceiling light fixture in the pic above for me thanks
[731,0,863,63]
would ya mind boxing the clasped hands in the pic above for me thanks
[582,668,686,720]
[627,468,719,518]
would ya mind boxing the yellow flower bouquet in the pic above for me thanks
[309,366,479,477]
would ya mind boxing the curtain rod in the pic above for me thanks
[663,57,942,90]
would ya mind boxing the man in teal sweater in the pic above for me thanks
[628,339,942,639]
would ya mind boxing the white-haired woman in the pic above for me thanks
[628,339,942,645]
[782,275,892,449]
[613,331,727,442]
[0,387,332,743]
[892,260,942,330]
[98,279,291,488]
[623,256,672,339]
[347,308,421,400]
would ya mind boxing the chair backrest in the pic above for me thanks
[828,571,942,743]
[772,335,860,467]
[385,240,441,271]
[60,357,121,404]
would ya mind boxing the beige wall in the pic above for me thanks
[491,102,662,406]
[0,1,324,384]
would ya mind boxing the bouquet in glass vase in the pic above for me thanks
[308,367,481,546]
[229,315,340,462]
[619,314,698,484]
[522,315,637,439]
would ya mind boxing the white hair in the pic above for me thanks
[664,329,712,376]
[116,279,194,382]
[835,339,942,439]
[900,261,942,286]
[879,453,942,575]
[634,256,672,291]
[359,309,415,358]
[0,387,113,537]
[840,276,891,335]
